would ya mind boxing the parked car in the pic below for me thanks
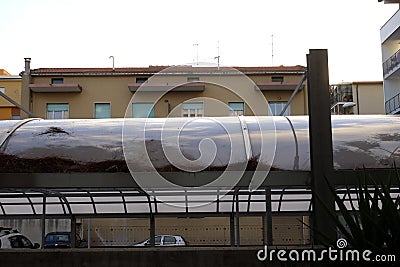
[0,227,40,249]
[133,235,187,247]
[44,232,85,248]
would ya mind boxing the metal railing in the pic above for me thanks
[385,92,400,114]
[383,48,400,77]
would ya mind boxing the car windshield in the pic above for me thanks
[45,234,69,242]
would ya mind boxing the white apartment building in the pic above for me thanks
[380,1,400,114]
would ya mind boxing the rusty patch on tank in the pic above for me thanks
[39,127,70,136]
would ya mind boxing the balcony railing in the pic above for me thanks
[385,92,400,114]
[383,48,400,77]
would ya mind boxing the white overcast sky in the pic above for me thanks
[0,0,398,83]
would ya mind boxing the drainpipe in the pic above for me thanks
[355,84,360,115]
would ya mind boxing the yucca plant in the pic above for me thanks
[315,168,400,255]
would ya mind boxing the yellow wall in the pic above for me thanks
[0,107,12,119]
[32,76,134,119]
[353,82,385,114]
[0,75,21,119]
[31,73,308,119]
[0,79,21,107]
[262,89,308,115]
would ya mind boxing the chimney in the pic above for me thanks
[24,58,31,74]
[21,58,32,118]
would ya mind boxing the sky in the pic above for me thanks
[0,0,398,83]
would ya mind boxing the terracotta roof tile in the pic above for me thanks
[30,65,306,76]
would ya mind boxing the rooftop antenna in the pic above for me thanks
[271,35,274,66]
[214,41,220,70]
[109,56,115,71]
[193,43,199,65]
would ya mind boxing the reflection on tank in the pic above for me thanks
[0,115,399,173]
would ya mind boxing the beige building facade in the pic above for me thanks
[21,59,308,119]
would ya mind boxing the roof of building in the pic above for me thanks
[0,75,21,80]
[352,81,383,85]
[331,81,383,86]
[0,69,10,75]
[29,65,307,76]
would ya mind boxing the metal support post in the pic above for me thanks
[235,195,240,246]
[71,215,76,248]
[280,71,308,116]
[41,196,46,249]
[150,214,155,247]
[306,49,336,244]
[230,213,235,247]
[87,218,91,248]
[265,188,273,245]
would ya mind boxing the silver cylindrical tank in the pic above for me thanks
[0,115,399,173]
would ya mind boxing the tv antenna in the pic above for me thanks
[193,43,199,65]
[271,35,274,66]
[214,41,220,70]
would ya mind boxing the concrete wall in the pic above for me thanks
[78,216,309,247]
[0,248,299,267]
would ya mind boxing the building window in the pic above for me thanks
[11,108,20,120]
[228,102,244,116]
[182,102,203,117]
[187,77,200,82]
[271,76,284,83]
[46,103,69,119]
[136,77,148,84]
[94,103,111,119]
[51,78,64,84]
[132,103,154,118]
[269,101,290,116]
[163,236,176,245]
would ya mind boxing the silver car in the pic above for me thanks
[0,228,40,249]
[134,235,186,247]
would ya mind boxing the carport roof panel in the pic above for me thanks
[0,187,313,217]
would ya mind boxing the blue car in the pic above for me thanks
[44,232,84,248]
